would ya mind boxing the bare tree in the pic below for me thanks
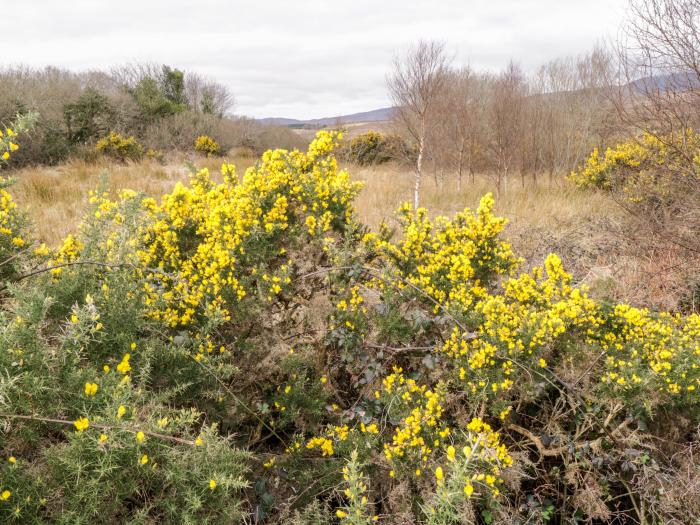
[439,68,489,190]
[607,0,700,259]
[531,47,614,183]
[614,0,700,135]
[185,72,235,117]
[388,40,449,208]
[486,61,525,194]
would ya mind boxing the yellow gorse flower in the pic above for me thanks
[73,417,89,432]
[116,354,131,374]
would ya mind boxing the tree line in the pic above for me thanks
[0,63,305,166]
[388,42,622,207]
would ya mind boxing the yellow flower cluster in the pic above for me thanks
[570,129,700,190]
[330,285,368,336]
[365,193,518,314]
[598,304,700,395]
[134,131,361,329]
[0,117,34,274]
[95,131,144,161]
[305,424,352,456]
[381,371,449,469]
[0,125,19,162]
[49,234,84,277]
[0,186,25,254]
[194,135,220,156]
[443,254,599,397]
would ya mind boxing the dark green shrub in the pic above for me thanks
[64,88,116,145]
[344,131,414,165]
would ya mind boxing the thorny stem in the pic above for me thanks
[0,413,196,445]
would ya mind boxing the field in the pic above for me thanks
[12,156,614,241]
[5,0,700,521]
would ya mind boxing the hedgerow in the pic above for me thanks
[1,127,699,523]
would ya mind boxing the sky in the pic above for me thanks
[3,1,629,120]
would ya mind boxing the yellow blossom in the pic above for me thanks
[73,417,89,432]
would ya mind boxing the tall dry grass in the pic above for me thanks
[10,155,256,244]
[12,157,616,248]
[351,163,617,233]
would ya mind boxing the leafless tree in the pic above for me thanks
[439,68,489,190]
[609,0,700,258]
[613,0,700,136]
[185,73,235,117]
[388,40,449,208]
[486,61,525,194]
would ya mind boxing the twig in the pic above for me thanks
[0,413,195,445]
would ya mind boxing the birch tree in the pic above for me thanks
[388,40,448,208]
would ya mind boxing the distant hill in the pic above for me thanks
[259,107,395,128]
[627,72,700,94]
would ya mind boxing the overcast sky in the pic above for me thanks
[3,1,629,120]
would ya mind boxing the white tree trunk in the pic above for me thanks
[415,125,425,209]
[415,147,423,209]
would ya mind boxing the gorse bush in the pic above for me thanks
[1,129,699,523]
[571,129,700,312]
[0,113,38,282]
[194,134,220,156]
[343,131,414,166]
[570,129,700,192]
[95,131,145,162]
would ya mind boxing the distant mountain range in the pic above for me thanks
[259,107,395,128]
[260,73,700,129]
[628,71,700,94]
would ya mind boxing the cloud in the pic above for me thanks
[3,0,628,119]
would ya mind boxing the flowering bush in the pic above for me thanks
[95,131,145,161]
[343,131,413,166]
[194,134,220,156]
[571,129,700,312]
[0,130,699,523]
[0,114,37,282]
[570,129,700,191]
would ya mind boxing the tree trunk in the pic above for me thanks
[415,133,424,209]
[457,147,464,192]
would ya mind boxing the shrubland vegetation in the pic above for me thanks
[1,0,700,523]
[0,63,306,167]
[0,124,699,523]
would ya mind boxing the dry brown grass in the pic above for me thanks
[12,156,616,248]
[10,154,256,245]
[351,163,617,233]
